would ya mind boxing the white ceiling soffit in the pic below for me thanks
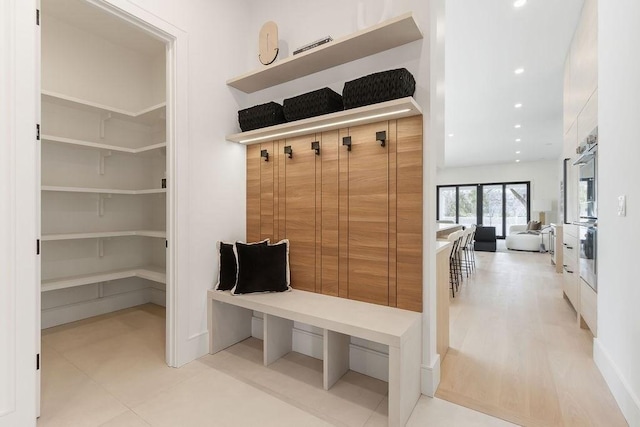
[444,0,584,168]
[42,0,166,57]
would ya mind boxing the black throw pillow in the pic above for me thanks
[232,239,291,295]
[215,239,268,291]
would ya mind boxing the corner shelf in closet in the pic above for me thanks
[41,135,167,154]
[227,12,423,93]
[42,230,166,241]
[41,90,166,125]
[226,97,422,144]
[41,265,166,293]
[41,186,167,195]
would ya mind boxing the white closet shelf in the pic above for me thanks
[226,97,422,144]
[41,186,167,195]
[42,230,166,241]
[227,12,423,93]
[42,135,166,154]
[42,90,166,125]
[41,265,166,292]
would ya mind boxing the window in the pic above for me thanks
[437,181,530,239]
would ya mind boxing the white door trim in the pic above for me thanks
[84,0,190,368]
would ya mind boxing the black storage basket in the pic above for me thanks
[238,102,286,132]
[283,88,343,122]
[342,68,416,110]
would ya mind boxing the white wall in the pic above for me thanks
[595,2,640,425]
[437,160,560,223]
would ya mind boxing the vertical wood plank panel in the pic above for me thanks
[277,140,287,242]
[283,135,316,292]
[347,122,389,306]
[338,128,350,299]
[246,144,261,242]
[388,120,398,307]
[273,140,280,241]
[314,135,322,293]
[260,141,275,241]
[396,116,423,312]
[321,130,339,296]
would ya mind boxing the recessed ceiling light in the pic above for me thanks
[514,124,521,129]
[514,0,527,8]
[514,103,522,108]
[515,151,521,154]
[516,159,521,163]
[516,138,521,142]
[448,133,454,137]
[514,68,525,75]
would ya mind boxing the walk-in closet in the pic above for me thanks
[40,0,168,335]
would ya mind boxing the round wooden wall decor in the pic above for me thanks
[259,21,279,65]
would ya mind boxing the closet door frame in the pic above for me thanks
[80,0,190,368]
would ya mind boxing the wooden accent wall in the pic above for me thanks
[246,116,423,312]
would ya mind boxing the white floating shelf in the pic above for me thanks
[226,97,422,144]
[42,135,166,154]
[41,186,167,195]
[42,90,166,125]
[227,12,423,93]
[42,230,166,241]
[41,265,166,292]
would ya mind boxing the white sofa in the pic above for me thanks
[505,224,550,251]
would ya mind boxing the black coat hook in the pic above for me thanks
[260,149,269,162]
[342,136,352,151]
[311,141,320,156]
[376,131,386,147]
[284,145,293,159]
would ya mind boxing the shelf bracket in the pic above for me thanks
[97,193,112,217]
[97,238,104,258]
[99,150,112,175]
[100,112,112,139]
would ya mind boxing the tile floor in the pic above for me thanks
[39,304,513,426]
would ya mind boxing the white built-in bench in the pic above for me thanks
[207,289,422,427]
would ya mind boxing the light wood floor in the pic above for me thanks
[436,247,628,427]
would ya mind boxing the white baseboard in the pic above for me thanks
[251,316,389,381]
[149,287,166,307]
[41,289,150,329]
[594,338,640,426]
[421,354,441,397]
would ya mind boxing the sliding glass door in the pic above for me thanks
[437,181,530,238]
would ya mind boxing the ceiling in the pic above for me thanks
[444,0,585,168]
[42,0,166,57]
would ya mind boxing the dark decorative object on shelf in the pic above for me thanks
[238,101,286,132]
[342,68,416,110]
[283,87,343,122]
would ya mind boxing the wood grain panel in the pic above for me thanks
[338,128,350,299]
[260,141,275,241]
[283,135,317,292]
[388,120,398,307]
[277,140,286,242]
[321,130,339,296]
[314,134,323,294]
[396,116,423,312]
[347,122,389,306]
[246,144,261,243]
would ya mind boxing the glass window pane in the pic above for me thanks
[505,183,528,235]
[458,186,477,227]
[482,185,503,236]
[438,187,456,222]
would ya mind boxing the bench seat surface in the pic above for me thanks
[208,289,421,347]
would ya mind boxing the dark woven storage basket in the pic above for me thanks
[342,68,416,110]
[238,102,286,132]
[283,88,343,122]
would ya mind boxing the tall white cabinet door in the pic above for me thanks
[0,0,39,426]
